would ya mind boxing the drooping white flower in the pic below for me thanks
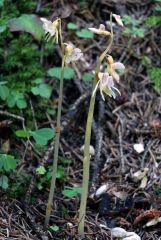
[40,17,59,43]
[93,72,120,100]
[107,55,125,82]
[112,14,124,27]
[64,43,83,64]
[88,24,111,36]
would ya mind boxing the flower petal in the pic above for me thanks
[101,74,114,88]
[112,62,125,70]
[88,27,100,34]
[40,18,56,36]
[70,48,83,61]
[112,14,124,27]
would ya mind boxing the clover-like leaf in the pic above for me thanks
[31,128,55,145]
[48,67,75,80]
[76,29,94,39]
[0,154,16,172]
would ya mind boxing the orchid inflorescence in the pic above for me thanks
[40,13,125,236]
[88,23,125,100]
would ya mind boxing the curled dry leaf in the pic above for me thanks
[139,176,148,189]
[146,217,161,227]
[112,191,128,200]
[132,168,149,182]
[134,208,161,225]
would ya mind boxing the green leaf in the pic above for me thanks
[155,5,161,12]
[67,22,78,30]
[49,225,59,232]
[0,81,8,85]
[0,154,16,172]
[76,28,94,38]
[31,128,55,145]
[7,94,16,108]
[145,15,161,26]
[133,27,145,38]
[0,0,4,7]
[33,78,43,84]
[48,67,75,80]
[82,73,93,81]
[0,25,7,33]
[46,108,56,116]
[36,166,46,175]
[0,175,9,190]
[6,91,27,109]
[16,98,27,109]
[122,15,141,26]
[56,166,65,179]
[9,14,44,41]
[62,187,82,198]
[0,85,9,100]
[148,67,161,93]
[31,83,52,98]
[15,130,31,138]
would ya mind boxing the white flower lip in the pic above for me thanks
[93,72,120,100]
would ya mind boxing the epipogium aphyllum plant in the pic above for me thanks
[40,17,83,226]
[78,13,125,236]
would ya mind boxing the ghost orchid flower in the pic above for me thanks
[64,43,83,64]
[107,56,125,82]
[93,72,120,100]
[40,18,59,43]
[88,24,111,36]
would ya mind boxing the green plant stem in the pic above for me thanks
[45,56,65,227]
[78,14,113,236]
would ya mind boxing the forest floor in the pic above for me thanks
[0,0,161,239]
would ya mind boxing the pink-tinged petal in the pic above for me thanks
[112,62,125,70]
[101,74,114,88]
[67,48,83,63]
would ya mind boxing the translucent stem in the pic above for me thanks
[45,56,65,227]
[78,13,113,236]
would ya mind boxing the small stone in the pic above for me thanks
[133,143,144,153]
[124,232,141,240]
[95,184,109,197]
